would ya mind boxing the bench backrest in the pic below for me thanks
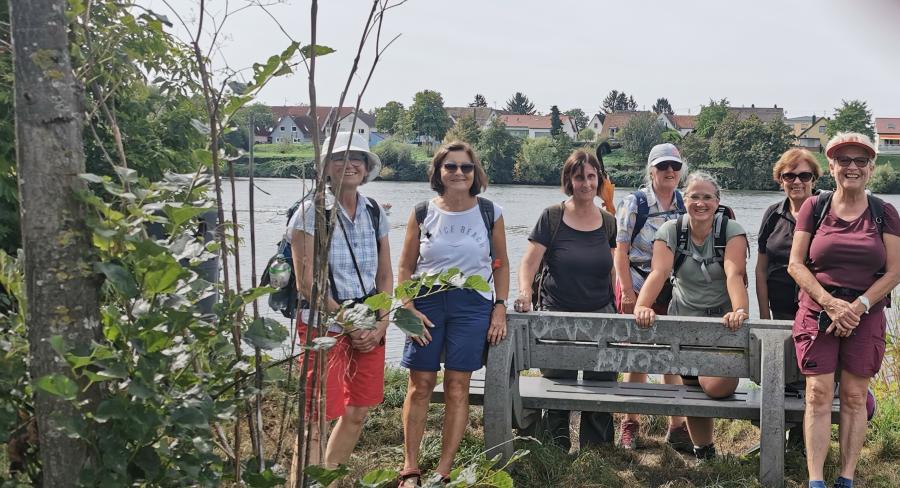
[506,312,798,383]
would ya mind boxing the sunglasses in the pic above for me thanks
[834,156,870,168]
[654,160,683,171]
[781,172,814,183]
[442,162,475,174]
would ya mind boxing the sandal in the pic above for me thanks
[397,468,421,488]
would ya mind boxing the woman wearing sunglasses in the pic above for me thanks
[612,143,691,451]
[397,141,510,486]
[787,133,900,488]
[633,171,749,460]
[756,148,822,321]
[514,149,618,452]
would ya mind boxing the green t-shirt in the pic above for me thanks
[654,217,746,315]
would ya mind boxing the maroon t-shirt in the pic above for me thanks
[795,196,900,306]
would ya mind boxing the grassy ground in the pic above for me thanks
[233,365,900,488]
[253,142,317,159]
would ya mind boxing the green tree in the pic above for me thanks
[577,127,596,141]
[564,108,589,131]
[550,105,562,136]
[504,91,536,115]
[375,100,405,133]
[373,137,426,180]
[869,164,900,193]
[0,0,18,253]
[694,98,730,138]
[476,118,520,184]
[444,114,481,145]
[225,103,274,150]
[515,135,573,184]
[653,97,674,115]
[620,112,664,164]
[469,94,487,107]
[409,90,451,141]
[678,133,710,167]
[602,89,638,113]
[827,99,875,139]
[710,114,795,190]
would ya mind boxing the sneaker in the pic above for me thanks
[617,420,639,450]
[665,423,694,453]
[808,481,827,488]
[866,389,876,421]
[693,443,716,460]
[833,476,854,488]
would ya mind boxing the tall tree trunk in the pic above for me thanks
[10,0,101,485]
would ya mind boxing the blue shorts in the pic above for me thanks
[401,288,492,372]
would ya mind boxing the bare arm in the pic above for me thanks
[514,240,547,312]
[613,242,635,313]
[633,240,674,327]
[722,235,749,330]
[487,216,510,344]
[787,230,860,335]
[755,252,771,319]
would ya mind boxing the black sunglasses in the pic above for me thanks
[442,162,475,174]
[654,160,683,171]
[781,172,814,183]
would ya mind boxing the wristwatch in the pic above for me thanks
[494,299,506,308]
[858,295,871,314]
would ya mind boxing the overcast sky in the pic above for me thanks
[154,0,900,118]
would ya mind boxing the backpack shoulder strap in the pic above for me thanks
[365,196,382,252]
[868,194,886,234]
[414,200,429,227]
[547,202,565,247]
[812,190,833,233]
[601,208,616,245]
[713,211,729,260]
[758,203,782,250]
[674,191,686,213]
[672,214,689,276]
[630,190,650,243]
[476,197,496,264]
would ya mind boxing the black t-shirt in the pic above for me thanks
[758,199,796,286]
[529,209,616,312]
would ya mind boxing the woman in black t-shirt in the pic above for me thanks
[755,148,821,320]
[513,149,617,451]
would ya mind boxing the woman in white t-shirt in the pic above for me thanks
[396,141,510,486]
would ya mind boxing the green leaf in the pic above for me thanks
[300,44,336,58]
[113,165,138,183]
[241,286,278,305]
[95,262,139,298]
[143,256,185,294]
[79,173,106,184]
[133,446,161,480]
[192,148,213,168]
[164,204,212,230]
[356,468,399,488]
[94,398,129,422]
[35,374,79,400]
[393,307,425,337]
[363,292,392,312]
[306,465,349,486]
[464,275,491,293]
[482,470,513,488]
[49,335,67,357]
[243,468,286,488]
[171,406,207,427]
[244,318,289,350]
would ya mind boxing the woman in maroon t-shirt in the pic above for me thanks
[787,132,900,488]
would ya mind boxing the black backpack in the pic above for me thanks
[263,196,381,318]
[415,197,497,277]
[530,202,616,310]
[671,205,740,279]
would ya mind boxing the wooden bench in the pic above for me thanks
[432,311,840,488]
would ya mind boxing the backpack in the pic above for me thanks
[671,205,739,280]
[415,197,498,275]
[263,196,382,318]
[630,190,686,244]
[530,202,616,310]
[807,190,890,306]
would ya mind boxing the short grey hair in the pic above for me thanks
[643,160,689,189]
[683,171,721,198]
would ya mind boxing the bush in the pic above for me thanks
[678,133,710,167]
[870,164,900,193]
[577,127,596,142]
[620,113,663,164]
[373,138,427,181]
[514,136,572,185]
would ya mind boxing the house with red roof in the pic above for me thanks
[875,117,900,154]
[498,114,577,139]
[659,114,697,136]
[598,111,653,140]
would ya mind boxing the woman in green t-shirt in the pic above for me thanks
[632,171,749,460]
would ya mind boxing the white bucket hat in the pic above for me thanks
[321,132,382,184]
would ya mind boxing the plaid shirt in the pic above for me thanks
[293,191,388,302]
[615,186,683,292]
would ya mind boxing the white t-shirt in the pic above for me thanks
[415,198,502,300]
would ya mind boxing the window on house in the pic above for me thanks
[594,123,599,129]
[819,126,826,134]
[359,129,364,134]
[291,126,297,132]
[889,124,897,130]
[609,127,618,137]
[280,126,285,131]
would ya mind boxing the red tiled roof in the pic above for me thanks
[671,115,696,129]
[875,117,900,135]
[498,114,572,129]
[599,111,653,137]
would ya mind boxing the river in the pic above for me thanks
[225,178,900,363]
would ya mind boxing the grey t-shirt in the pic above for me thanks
[655,217,746,315]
